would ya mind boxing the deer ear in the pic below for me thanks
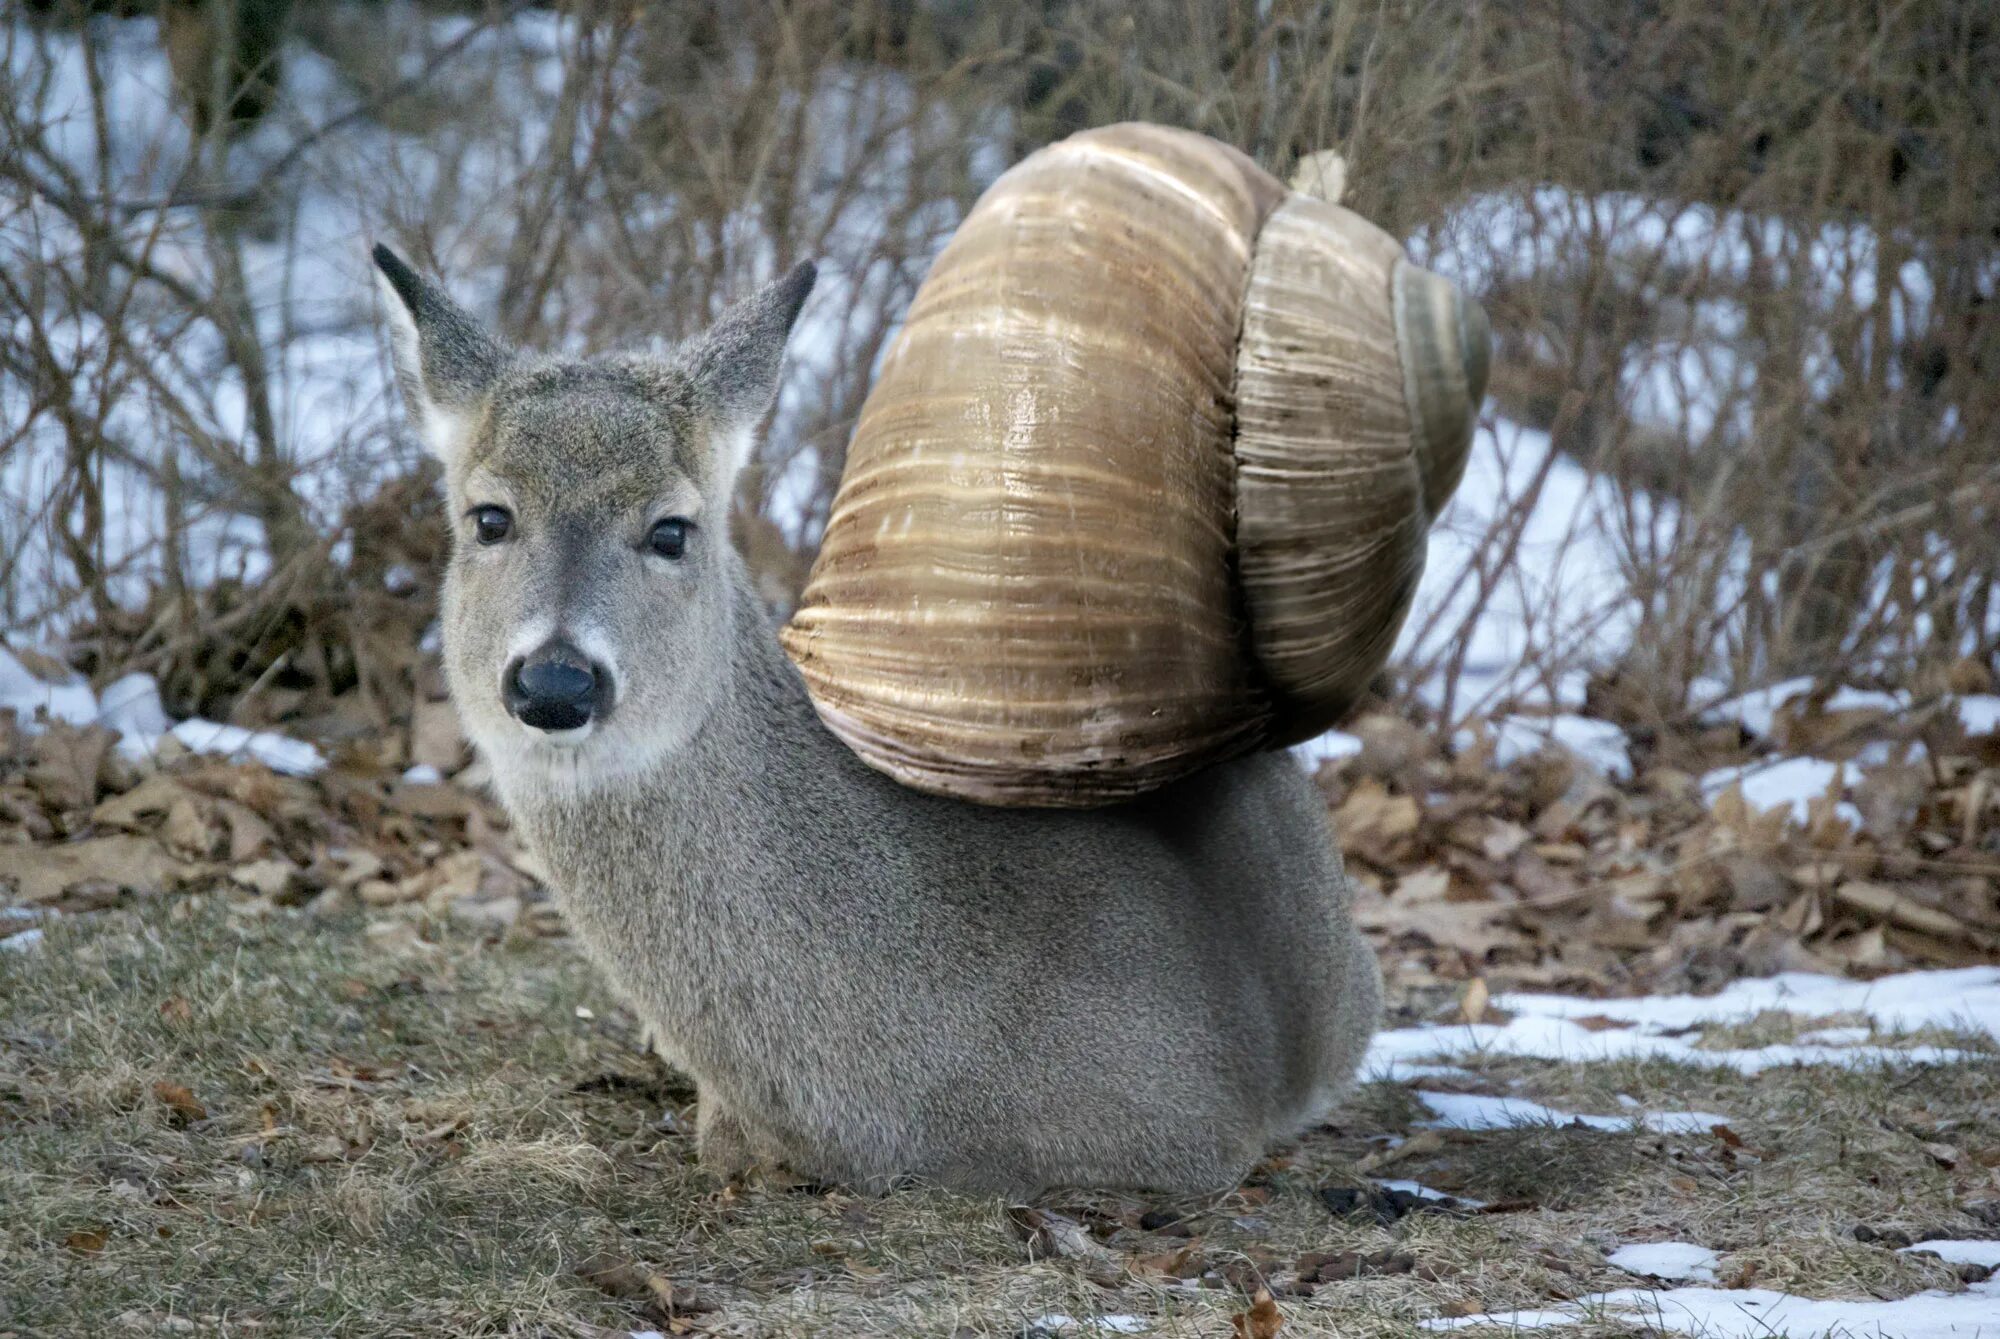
[372,243,510,464]
[678,261,817,489]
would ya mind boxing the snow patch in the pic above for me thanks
[1,928,44,952]
[1701,678,1815,737]
[1700,757,1851,824]
[167,720,325,777]
[1609,1242,1721,1283]
[1367,968,1999,1078]
[1958,695,2000,736]
[1378,1178,1486,1209]
[1414,1091,1728,1135]
[1292,730,1364,767]
[0,652,325,776]
[1425,1277,2000,1337]
[0,647,98,727]
[1500,967,2000,1038]
[1468,714,1633,779]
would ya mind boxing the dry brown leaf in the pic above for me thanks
[152,1080,207,1125]
[1356,900,1513,959]
[2,835,196,904]
[1835,881,1986,947]
[1232,1287,1283,1339]
[1458,978,1489,1025]
[25,722,114,811]
[1354,1129,1444,1173]
[1394,867,1452,903]
[1007,1207,1125,1286]
[1131,1238,1205,1280]
[63,1227,108,1254]
[92,775,199,831]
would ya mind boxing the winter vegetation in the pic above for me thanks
[3,1,1998,1335]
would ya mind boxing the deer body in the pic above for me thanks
[373,247,1381,1195]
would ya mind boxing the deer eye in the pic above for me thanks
[648,517,689,560]
[470,506,512,545]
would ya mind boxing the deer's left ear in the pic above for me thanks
[678,261,817,490]
[372,243,511,465]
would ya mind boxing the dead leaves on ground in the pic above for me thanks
[574,1251,718,1331]
[1322,703,2000,998]
[0,709,552,935]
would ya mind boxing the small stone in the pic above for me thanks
[304,886,356,920]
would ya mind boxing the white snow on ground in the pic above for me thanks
[1608,1243,1721,1283]
[1824,686,1909,714]
[1414,1091,1730,1135]
[1394,420,1651,717]
[1365,967,1999,1080]
[1368,1014,1971,1080]
[1291,730,1364,768]
[1424,1276,2000,1337]
[167,720,325,777]
[1902,1241,2000,1269]
[0,928,44,952]
[1502,967,2000,1038]
[1,648,324,776]
[1700,756,1856,825]
[1378,1179,1486,1208]
[1959,696,2000,736]
[1699,677,1816,737]
[1466,713,1633,779]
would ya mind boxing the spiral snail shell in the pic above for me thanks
[780,123,1488,806]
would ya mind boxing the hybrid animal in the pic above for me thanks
[373,245,1381,1195]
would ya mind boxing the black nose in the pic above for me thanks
[503,640,607,732]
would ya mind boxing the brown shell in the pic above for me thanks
[1234,197,1478,742]
[782,123,1486,806]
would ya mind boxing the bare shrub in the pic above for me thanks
[3,0,1993,742]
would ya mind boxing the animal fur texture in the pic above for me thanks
[373,245,1382,1195]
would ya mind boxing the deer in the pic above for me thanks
[372,245,1381,1195]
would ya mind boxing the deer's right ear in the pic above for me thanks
[372,243,509,464]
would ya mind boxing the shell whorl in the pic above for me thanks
[1392,261,1489,516]
[782,124,1489,805]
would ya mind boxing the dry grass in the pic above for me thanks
[3,903,1995,1337]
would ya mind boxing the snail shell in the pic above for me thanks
[781,124,1488,806]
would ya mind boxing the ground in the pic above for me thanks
[3,901,1995,1338]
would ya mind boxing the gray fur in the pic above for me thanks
[372,245,1382,1196]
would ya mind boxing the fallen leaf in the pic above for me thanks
[1231,1287,1283,1339]
[152,1080,206,1125]
[158,995,193,1024]
[1,835,196,905]
[1922,1141,1960,1169]
[1131,1238,1205,1279]
[1007,1206,1125,1286]
[1458,977,1490,1025]
[1352,1129,1444,1174]
[63,1227,108,1253]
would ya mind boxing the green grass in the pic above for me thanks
[2,904,1995,1337]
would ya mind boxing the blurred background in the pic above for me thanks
[4,1,1999,983]
[6,0,1995,729]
